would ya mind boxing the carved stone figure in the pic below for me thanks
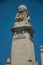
[15,5,30,22]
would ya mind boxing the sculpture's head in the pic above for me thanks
[18,5,27,13]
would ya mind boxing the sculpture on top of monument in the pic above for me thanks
[15,5,30,22]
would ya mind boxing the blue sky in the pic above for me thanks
[0,0,43,65]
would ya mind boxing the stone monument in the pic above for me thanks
[5,5,38,65]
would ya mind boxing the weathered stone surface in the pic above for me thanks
[11,32,35,65]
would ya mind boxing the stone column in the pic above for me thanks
[40,46,43,65]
